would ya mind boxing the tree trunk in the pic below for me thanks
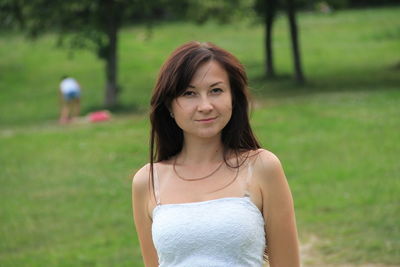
[265,0,277,78]
[286,0,305,83]
[104,0,119,108]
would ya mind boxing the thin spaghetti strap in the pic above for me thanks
[153,165,161,205]
[244,161,254,197]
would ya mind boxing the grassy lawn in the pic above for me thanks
[1,6,399,266]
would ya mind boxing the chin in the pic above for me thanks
[195,128,224,139]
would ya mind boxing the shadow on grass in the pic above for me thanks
[247,62,400,100]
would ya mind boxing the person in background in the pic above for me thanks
[132,41,300,267]
[59,76,81,124]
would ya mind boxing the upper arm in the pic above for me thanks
[254,149,300,267]
[132,164,159,267]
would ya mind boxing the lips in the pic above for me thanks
[196,117,217,122]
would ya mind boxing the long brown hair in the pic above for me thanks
[150,41,260,163]
[151,41,264,194]
[149,40,267,260]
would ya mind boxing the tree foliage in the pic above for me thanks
[182,0,254,24]
[0,0,167,107]
[1,0,163,59]
[2,0,395,104]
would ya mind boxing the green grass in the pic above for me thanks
[253,90,400,264]
[1,6,400,266]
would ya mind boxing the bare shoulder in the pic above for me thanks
[252,149,283,172]
[251,149,295,219]
[250,148,286,185]
[132,163,151,194]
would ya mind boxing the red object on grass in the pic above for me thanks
[89,110,111,122]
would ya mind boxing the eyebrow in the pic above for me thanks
[188,81,224,89]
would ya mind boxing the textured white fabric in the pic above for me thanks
[151,195,266,267]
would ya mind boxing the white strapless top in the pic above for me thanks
[151,164,266,267]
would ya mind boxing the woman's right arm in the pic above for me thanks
[132,165,159,267]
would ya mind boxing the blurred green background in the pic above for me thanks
[0,1,399,266]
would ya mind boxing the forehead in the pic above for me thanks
[189,60,229,86]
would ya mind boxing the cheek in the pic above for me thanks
[171,102,192,130]
[172,98,194,113]
[171,100,183,119]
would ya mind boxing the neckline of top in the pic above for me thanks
[152,160,255,206]
[152,196,262,218]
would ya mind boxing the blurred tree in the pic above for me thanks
[0,0,164,108]
[255,0,305,83]
[285,0,399,10]
[179,0,254,24]
[253,0,399,83]
[157,0,303,84]
[286,0,305,83]
[264,0,278,78]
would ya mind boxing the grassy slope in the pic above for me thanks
[0,6,399,266]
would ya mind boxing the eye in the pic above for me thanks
[182,90,196,97]
[210,88,223,94]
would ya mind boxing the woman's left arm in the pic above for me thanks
[255,149,300,267]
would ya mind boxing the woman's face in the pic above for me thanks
[171,60,233,140]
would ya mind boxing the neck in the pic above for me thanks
[178,134,225,165]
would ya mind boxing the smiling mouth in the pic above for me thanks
[196,117,217,122]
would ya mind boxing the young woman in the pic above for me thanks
[132,41,300,267]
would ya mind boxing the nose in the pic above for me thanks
[197,96,213,113]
